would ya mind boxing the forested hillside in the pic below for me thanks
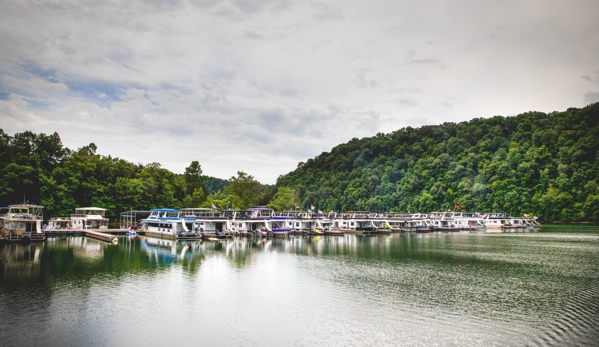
[276,103,599,222]
[2,103,597,222]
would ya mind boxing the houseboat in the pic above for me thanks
[452,212,486,230]
[141,208,201,240]
[181,208,230,239]
[482,213,509,231]
[270,215,292,238]
[71,207,109,230]
[331,212,377,235]
[0,204,45,243]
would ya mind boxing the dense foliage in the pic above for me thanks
[0,130,267,220]
[276,104,599,222]
[204,176,229,194]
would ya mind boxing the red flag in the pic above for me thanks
[455,204,460,210]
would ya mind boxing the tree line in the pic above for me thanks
[2,103,597,222]
[0,129,297,221]
[275,103,599,222]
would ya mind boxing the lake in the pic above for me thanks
[1,225,598,347]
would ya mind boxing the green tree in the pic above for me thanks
[224,171,261,209]
[267,187,299,211]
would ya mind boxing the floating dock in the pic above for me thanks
[82,230,118,244]
[43,228,130,243]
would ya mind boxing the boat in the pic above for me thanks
[181,208,230,239]
[427,212,460,231]
[44,217,74,232]
[126,225,138,236]
[270,215,292,238]
[370,215,393,234]
[276,210,309,235]
[523,215,542,228]
[505,218,525,229]
[331,212,378,235]
[247,207,290,238]
[452,212,486,230]
[70,207,110,230]
[318,213,343,235]
[140,208,201,240]
[0,204,45,243]
[482,213,509,231]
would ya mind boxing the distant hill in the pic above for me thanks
[276,103,599,222]
[204,176,229,194]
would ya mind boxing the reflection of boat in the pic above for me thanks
[0,242,43,279]
[140,237,201,265]
[0,204,45,243]
[141,209,201,240]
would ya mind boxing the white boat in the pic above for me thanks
[0,204,45,243]
[277,210,311,235]
[524,216,542,228]
[427,212,460,231]
[141,208,201,240]
[452,212,486,230]
[331,212,377,235]
[181,208,230,239]
[269,215,292,238]
[45,217,73,231]
[506,217,529,229]
[368,214,393,234]
[315,217,342,235]
[71,207,109,230]
[482,213,509,231]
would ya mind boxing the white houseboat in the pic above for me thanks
[482,213,510,231]
[141,208,201,240]
[181,208,230,239]
[71,207,109,230]
[331,212,377,235]
[0,204,45,243]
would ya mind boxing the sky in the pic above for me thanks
[1,0,598,184]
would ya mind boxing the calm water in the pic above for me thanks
[1,226,598,347]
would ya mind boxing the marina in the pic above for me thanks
[2,204,546,245]
[1,224,597,346]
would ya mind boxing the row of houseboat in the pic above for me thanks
[1,204,541,243]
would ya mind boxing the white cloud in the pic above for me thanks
[1,0,598,183]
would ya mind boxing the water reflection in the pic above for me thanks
[0,242,43,282]
[1,228,598,347]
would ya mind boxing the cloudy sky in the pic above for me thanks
[1,0,598,183]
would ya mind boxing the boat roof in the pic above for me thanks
[150,208,181,212]
[75,207,106,211]
[8,204,45,208]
